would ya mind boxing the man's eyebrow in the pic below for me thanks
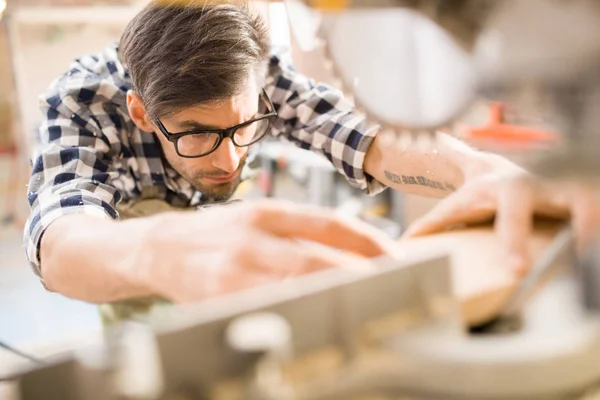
[178,120,220,131]
[177,112,261,131]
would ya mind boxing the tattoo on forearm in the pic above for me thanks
[384,170,456,191]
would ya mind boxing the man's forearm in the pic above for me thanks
[364,131,501,198]
[40,214,155,303]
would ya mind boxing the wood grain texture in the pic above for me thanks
[396,223,562,326]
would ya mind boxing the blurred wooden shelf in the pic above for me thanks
[7,5,142,25]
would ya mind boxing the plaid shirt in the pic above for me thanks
[24,42,385,277]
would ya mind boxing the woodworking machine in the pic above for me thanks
[7,1,600,399]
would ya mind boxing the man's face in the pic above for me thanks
[150,78,261,202]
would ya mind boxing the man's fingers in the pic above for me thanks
[495,178,534,276]
[214,271,282,297]
[175,270,281,303]
[569,185,600,254]
[252,201,396,258]
[402,184,496,238]
[241,231,341,274]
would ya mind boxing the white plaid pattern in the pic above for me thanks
[24,43,386,278]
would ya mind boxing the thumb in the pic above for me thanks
[494,178,534,276]
[403,183,495,238]
[569,185,600,255]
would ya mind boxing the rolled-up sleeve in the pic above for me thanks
[24,101,122,279]
[265,50,387,195]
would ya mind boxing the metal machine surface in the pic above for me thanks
[5,1,600,399]
[6,246,600,400]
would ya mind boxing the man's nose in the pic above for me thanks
[210,138,241,173]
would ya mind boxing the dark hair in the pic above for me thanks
[119,0,270,117]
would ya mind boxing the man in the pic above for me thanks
[23,0,590,305]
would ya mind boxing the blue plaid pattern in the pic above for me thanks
[23,43,385,277]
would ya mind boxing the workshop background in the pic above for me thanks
[0,0,516,362]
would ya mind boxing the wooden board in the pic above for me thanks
[395,223,561,326]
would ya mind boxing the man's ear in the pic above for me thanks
[126,91,155,132]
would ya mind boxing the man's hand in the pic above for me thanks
[132,200,396,302]
[403,172,600,275]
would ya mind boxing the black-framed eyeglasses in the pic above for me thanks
[153,88,278,158]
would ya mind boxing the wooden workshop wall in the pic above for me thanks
[0,23,15,152]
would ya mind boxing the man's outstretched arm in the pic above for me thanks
[39,214,154,302]
[38,202,398,304]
